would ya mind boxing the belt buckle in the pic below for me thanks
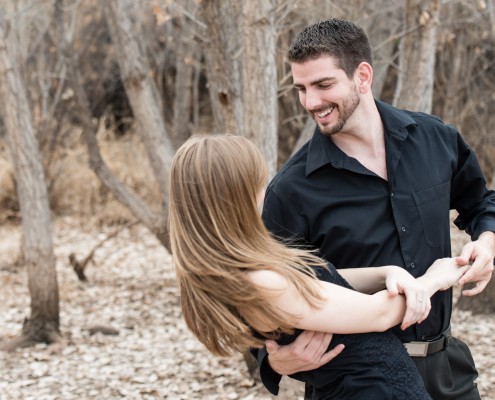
[404,341,428,357]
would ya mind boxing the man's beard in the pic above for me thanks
[315,86,360,137]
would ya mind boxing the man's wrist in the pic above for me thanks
[478,231,495,259]
[265,354,285,376]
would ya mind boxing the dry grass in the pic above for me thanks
[0,121,161,227]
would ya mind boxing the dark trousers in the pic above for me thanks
[412,337,480,400]
[304,337,480,400]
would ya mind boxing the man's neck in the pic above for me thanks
[330,99,387,179]
[331,99,384,155]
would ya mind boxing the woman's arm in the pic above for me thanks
[248,258,468,334]
[338,265,433,327]
[337,265,405,294]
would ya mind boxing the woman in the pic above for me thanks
[168,135,467,399]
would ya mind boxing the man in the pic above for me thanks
[257,19,495,399]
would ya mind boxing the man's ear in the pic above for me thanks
[355,62,373,94]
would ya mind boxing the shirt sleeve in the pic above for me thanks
[262,186,308,245]
[250,347,282,395]
[257,186,307,394]
[450,127,495,239]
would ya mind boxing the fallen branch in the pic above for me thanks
[69,220,139,282]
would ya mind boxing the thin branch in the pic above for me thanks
[166,1,207,30]
[69,220,139,282]
[373,25,423,52]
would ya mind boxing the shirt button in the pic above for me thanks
[390,192,394,197]
[421,334,427,340]
[410,263,416,269]
[401,226,406,232]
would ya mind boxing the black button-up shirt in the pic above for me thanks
[258,100,495,393]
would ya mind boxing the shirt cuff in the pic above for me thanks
[254,347,282,395]
[471,223,495,241]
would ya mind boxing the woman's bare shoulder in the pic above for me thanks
[245,269,289,295]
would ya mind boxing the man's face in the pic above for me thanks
[291,55,360,136]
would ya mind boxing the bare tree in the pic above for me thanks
[52,0,172,250]
[171,0,202,146]
[0,6,61,350]
[362,1,404,99]
[200,1,243,134]
[392,0,441,113]
[103,0,174,214]
[241,0,279,177]
[0,0,73,205]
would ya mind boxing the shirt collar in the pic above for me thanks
[305,99,417,177]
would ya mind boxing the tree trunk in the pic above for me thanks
[54,0,171,251]
[172,0,200,147]
[439,33,465,125]
[241,0,278,178]
[200,1,243,134]
[0,9,61,350]
[392,0,441,113]
[103,0,174,225]
[363,2,403,99]
[201,1,279,176]
[435,3,476,128]
[200,0,281,377]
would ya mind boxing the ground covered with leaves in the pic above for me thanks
[0,218,494,399]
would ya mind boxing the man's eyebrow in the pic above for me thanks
[293,77,337,88]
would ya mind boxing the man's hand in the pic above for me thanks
[458,231,495,296]
[265,331,344,375]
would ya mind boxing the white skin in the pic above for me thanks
[264,54,495,376]
[247,259,468,334]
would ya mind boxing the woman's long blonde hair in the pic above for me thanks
[169,135,327,356]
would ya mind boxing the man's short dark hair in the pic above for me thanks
[288,19,373,78]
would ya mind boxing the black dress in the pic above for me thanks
[278,264,432,400]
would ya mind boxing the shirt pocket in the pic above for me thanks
[412,181,451,248]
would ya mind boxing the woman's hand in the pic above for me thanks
[384,266,431,330]
[420,257,470,293]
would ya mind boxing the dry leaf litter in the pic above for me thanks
[0,217,493,399]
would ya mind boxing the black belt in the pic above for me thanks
[404,327,451,357]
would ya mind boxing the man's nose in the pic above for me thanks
[304,90,321,111]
